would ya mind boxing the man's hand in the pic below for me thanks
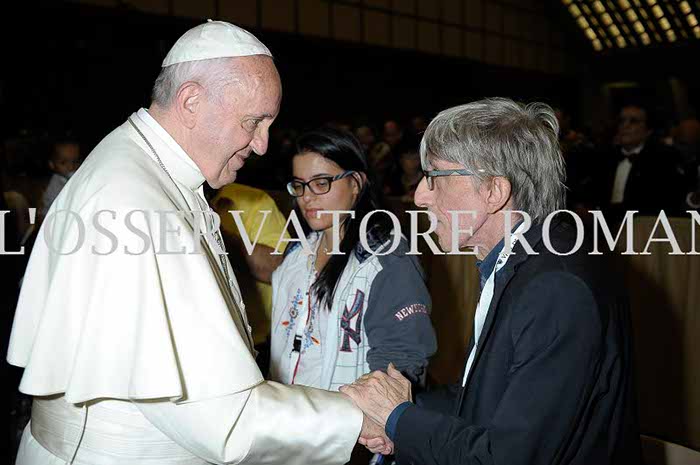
[360,414,394,455]
[340,363,412,429]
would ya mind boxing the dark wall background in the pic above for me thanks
[4,2,581,150]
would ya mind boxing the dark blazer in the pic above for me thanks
[596,142,685,218]
[394,220,640,465]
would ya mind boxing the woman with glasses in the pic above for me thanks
[269,127,436,404]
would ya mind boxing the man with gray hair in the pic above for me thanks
[9,20,388,464]
[342,98,640,464]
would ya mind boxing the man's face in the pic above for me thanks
[49,143,81,177]
[383,121,402,147]
[411,117,428,134]
[399,151,421,175]
[678,119,700,146]
[554,109,571,134]
[617,106,651,149]
[414,157,489,252]
[355,126,375,149]
[194,56,282,188]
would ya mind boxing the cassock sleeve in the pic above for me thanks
[135,381,363,465]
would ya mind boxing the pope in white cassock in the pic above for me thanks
[8,20,392,464]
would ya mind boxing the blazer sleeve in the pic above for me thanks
[414,382,462,413]
[394,271,603,465]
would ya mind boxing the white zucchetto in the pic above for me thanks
[162,19,272,67]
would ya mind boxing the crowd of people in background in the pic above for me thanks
[2,105,700,350]
[242,105,700,222]
[3,104,700,245]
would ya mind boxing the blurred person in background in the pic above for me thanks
[674,118,700,209]
[357,125,392,196]
[40,139,81,216]
[212,183,290,375]
[382,120,403,150]
[385,135,422,202]
[355,125,377,154]
[596,103,685,219]
[554,107,597,216]
[408,116,428,137]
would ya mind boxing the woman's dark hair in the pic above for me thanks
[293,126,392,311]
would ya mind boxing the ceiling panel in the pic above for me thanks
[561,0,700,51]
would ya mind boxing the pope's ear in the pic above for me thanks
[174,82,204,129]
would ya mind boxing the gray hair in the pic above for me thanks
[420,97,566,222]
[151,57,240,108]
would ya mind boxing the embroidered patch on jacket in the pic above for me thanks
[394,304,428,321]
[282,288,304,336]
[340,290,365,352]
[301,299,321,352]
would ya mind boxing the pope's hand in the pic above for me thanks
[340,363,412,429]
[360,414,394,455]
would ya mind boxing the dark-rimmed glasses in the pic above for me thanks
[422,169,481,191]
[287,171,356,197]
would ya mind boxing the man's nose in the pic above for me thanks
[414,177,431,208]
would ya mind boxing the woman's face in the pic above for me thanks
[292,151,361,232]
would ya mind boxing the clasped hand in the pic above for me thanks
[340,363,412,456]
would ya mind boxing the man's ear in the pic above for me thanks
[174,82,204,129]
[484,176,512,214]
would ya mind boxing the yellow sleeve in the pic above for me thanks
[247,193,290,249]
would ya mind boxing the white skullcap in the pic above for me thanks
[162,19,272,67]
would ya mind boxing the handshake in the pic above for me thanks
[340,363,413,457]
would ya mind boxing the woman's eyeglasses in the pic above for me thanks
[287,171,356,197]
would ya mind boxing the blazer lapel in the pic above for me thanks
[455,222,546,415]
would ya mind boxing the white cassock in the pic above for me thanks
[8,108,362,465]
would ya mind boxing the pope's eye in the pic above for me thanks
[244,119,262,131]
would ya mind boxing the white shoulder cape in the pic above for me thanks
[8,119,263,404]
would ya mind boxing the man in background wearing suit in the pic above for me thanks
[599,103,685,220]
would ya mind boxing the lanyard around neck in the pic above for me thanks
[461,222,526,387]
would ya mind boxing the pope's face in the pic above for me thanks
[196,56,282,188]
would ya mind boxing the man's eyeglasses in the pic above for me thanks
[422,169,482,191]
[287,171,356,197]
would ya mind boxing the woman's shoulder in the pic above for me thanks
[281,231,319,257]
[354,226,413,261]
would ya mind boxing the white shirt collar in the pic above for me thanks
[621,143,645,157]
[135,108,205,190]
